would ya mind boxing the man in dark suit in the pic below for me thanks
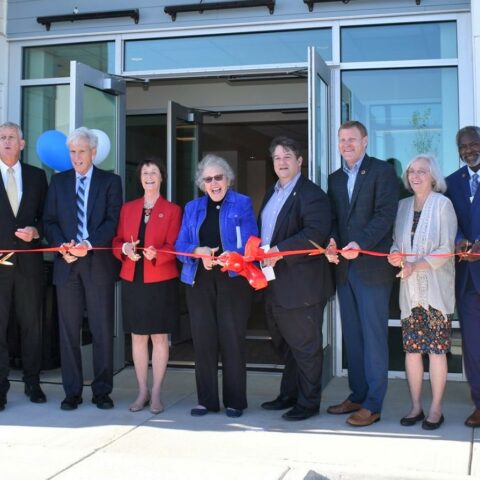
[326,120,398,427]
[0,122,48,410]
[259,136,334,421]
[43,127,122,411]
[445,126,480,427]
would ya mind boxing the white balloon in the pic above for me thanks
[91,129,111,166]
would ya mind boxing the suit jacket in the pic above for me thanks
[327,154,398,286]
[112,196,182,283]
[43,166,122,286]
[446,165,480,294]
[0,162,48,278]
[259,175,334,309]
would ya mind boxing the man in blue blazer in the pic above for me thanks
[259,136,334,421]
[445,126,480,427]
[0,122,48,410]
[326,121,398,426]
[43,127,122,411]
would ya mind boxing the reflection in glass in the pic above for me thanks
[341,22,457,62]
[83,86,117,173]
[21,85,70,176]
[125,29,331,71]
[23,42,115,80]
[341,67,459,176]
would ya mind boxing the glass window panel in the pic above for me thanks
[23,42,115,79]
[341,67,459,177]
[341,22,457,62]
[124,29,331,71]
[83,85,116,172]
[342,328,463,373]
[21,85,70,176]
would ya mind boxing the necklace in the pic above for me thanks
[143,196,158,222]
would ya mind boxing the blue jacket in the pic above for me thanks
[175,189,258,285]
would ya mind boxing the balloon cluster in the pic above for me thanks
[36,129,111,172]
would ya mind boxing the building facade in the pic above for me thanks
[3,0,478,380]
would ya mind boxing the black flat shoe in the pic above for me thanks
[422,414,445,430]
[226,407,243,418]
[261,395,297,411]
[400,411,425,426]
[282,405,319,421]
[191,406,209,417]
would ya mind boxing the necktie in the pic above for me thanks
[6,167,19,216]
[472,173,479,198]
[76,176,86,243]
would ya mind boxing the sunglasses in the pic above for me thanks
[203,174,224,183]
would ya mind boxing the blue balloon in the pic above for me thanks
[36,130,71,172]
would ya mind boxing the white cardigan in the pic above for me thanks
[391,192,457,319]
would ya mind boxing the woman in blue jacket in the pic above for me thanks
[176,154,258,418]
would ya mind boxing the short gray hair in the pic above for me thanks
[0,122,23,139]
[402,154,446,193]
[195,154,235,192]
[67,127,98,149]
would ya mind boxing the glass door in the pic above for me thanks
[69,61,126,375]
[307,47,334,384]
[166,101,203,205]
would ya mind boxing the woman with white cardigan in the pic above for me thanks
[388,154,457,431]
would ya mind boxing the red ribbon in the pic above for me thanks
[1,236,479,291]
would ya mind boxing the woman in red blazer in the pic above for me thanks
[113,158,181,414]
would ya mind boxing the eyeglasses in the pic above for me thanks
[407,169,429,177]
[203,174,224,183]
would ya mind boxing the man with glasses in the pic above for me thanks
[259,136,334,421]
[446,126,480,427]
[326,120,398,427]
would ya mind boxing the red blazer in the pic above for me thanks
[113,196,181,283]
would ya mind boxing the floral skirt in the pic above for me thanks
[402,305,452,354]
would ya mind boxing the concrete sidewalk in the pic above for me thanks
[0,367,479,480]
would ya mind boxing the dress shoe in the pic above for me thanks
[24,383,47,404]
[400,411,425,426]
[226,407,243,418]
[129,393,150,412]
[150,400,164,415]
[261,395,297,411]
[346,408,381,427]
[465,409,480,427]
[327,399,362,415]
[92,394,114,410]
[282,405,319,421]
[0,394,6,411]
[191,406,209,417]
[61,395,83,411]
[422,414,444,431]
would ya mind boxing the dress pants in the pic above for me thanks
[457,271,480,408]
[265,299,326,410]
[337,265,391,414]
[0,265,43,394]
[186,266,252,411]
[56,256,114,397]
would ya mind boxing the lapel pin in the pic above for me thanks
[462,173,467,178]
[158,213,164,218]
[361,170,366,175]
[293,192,297,196]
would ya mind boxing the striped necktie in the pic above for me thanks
[76,176,86,243]
[6,167,19,216]
[472,173,479,198]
